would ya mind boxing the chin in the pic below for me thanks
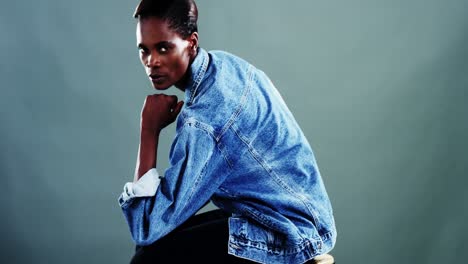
[152,83,171,90]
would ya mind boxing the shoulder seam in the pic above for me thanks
[217,64,255,141]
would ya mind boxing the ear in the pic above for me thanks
[188,32,199,54]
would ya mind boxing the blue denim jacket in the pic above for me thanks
[119,48,336,263]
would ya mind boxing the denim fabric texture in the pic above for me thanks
[119,48,337,264]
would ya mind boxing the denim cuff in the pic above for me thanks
[118,168,161,207]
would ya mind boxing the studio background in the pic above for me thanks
[1,0,467,263]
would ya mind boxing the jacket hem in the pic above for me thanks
[228,229,336,264]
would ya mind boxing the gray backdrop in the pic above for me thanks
[1,0,467,263]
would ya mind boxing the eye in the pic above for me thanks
[158,46,168,54]
[138,46,148,55]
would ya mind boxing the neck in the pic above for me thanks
[174,49,198,91]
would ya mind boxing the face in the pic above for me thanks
[136,17,197,90]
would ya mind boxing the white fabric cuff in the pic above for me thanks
[118,168,161,207]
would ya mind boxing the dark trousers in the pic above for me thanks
[130,209,255,263]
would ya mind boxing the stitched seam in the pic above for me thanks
[185,154,210,208]
[217,64,254,140]
[175,121,214,216]
[230,124,321,231]
[184,117,234,168]
[189,51,209,104]
[184,117,215,137]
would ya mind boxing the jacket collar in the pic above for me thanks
[184,47,209,105]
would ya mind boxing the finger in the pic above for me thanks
[171,101,184,119]
[168,95,178,106]
[174,101,184,113]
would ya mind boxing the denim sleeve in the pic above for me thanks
[118,124,220,246]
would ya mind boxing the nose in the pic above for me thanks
[146,51,161,68]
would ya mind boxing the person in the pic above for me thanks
[118,0,337,263]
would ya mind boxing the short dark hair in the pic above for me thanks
[133,0,198,39]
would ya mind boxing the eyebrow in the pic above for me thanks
[137,41,174,48]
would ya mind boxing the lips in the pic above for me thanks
[149,73,165,83]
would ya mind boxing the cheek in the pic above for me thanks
[170,54,189,76]
[139,54,146,66]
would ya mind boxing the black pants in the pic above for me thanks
[130,209,255,263]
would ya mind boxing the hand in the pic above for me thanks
[140,94,184,133]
